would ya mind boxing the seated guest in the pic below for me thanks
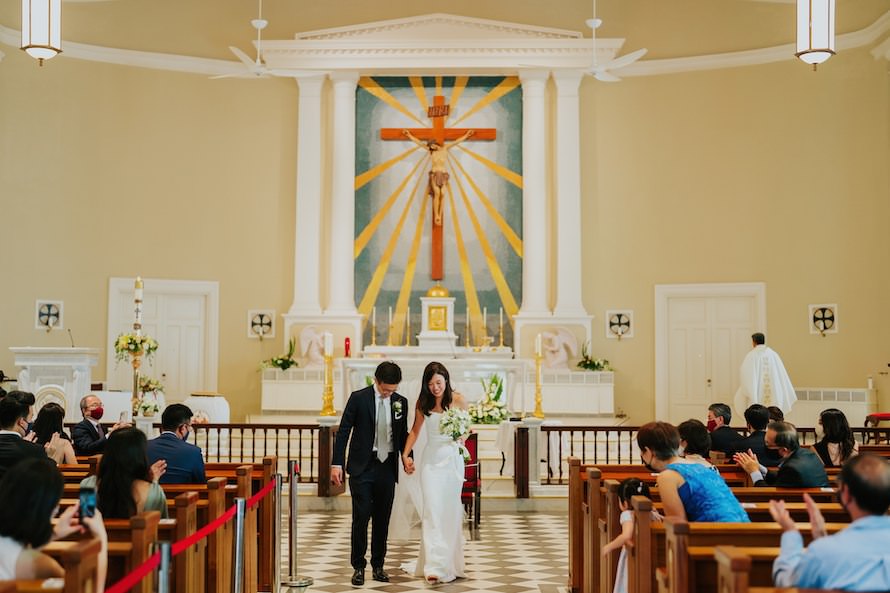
[31,403,77,464]
[813,408,859,467]
[637,421,749,522]
[80,427,168,519]
[730,404,782,467]
[734,421,829,487]
[72,394,127,456]
[770,453,890,590]
[147,404,205,484]
[706,403,742,456]
[677,419,717,471]
[0,458,108,583]
[0,393,60,479]
[767,406,784,422]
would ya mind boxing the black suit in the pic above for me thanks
[332,385,409,571]
[0,433,50,480]
[754,447,829,488]
[71,419,107,456]
[730,430,783,467]
[710,425,743,456]
[147,433,206,484]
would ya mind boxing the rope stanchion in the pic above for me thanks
[273,473,283,593]
[284,460,313,589]
[233,497,247,593]
[157,541,172,593]
[102,476,278,593]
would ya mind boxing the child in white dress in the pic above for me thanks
[601,478,659,593]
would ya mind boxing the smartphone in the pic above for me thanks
[79,486,96,518]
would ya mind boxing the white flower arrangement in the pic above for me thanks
[139,376,165,395]
[136,398,160,417]
[440,407,472,461]
[468,374,510,424]
[114,333,159,363]
[392,400,403,419]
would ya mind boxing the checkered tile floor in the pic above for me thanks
[281,512,569,593]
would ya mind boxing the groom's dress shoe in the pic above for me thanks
[351,568,365,586]
[372,567,390,582]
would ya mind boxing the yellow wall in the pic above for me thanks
[1,3,888,423]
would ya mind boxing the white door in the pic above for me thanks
[107,279,219,401]
[655,283,765,423]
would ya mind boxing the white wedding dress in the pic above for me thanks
[395,411,466,583]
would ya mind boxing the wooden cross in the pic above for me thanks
[381,95,495,281]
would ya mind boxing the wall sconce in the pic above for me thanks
[796,0,835,68]
[21,0,62,65]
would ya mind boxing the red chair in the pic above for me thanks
[461,432,481,528]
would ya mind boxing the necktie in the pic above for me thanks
[376,397,389,462]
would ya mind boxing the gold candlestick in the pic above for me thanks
[371,320,377,346]
[533,352,545,419]
[404,307,411,346]
[320,354,336,416]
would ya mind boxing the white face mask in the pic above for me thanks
[678,445,686,456]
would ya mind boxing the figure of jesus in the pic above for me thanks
[403,129,474,226]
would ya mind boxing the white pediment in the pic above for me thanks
[295,13,583,42]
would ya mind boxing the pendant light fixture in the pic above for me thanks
[21,0,62,65]
[796,0,835,68]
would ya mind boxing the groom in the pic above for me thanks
[331,361,409,586]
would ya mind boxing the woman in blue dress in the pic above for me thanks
[637,421,749,522]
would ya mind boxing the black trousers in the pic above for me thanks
[349,454,397,570]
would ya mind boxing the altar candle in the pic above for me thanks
[324,332,333,356]
[499,307,503,329]
[389,306,393,328]
[372,307,377,327]
[406,306,411,344]
[134,276,143,302]
[483,307,487,331]
[535,333,542,356]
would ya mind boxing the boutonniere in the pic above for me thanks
[392,400,403,419]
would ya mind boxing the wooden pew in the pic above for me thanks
[859,443,890,457]
[37,537,103,593]
[628,499,850,593]
[102,511,161,593]
[714,546,854,593]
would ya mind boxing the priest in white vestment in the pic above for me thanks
[734,333,797,413]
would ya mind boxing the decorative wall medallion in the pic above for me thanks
[35,300,63,331]
[808,304,838,336]
[606,309,633,339]
[248,309,275,339]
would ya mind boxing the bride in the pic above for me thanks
[401,361,467,585]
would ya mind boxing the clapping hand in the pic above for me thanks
[44,432,65,464]
[150,459,167,482]
[733,449,760,474]
[804,492,827,539]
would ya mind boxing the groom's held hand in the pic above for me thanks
[403,456,415,474]
[331,466,343,486]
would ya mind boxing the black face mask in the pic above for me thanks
[641,455,657,473]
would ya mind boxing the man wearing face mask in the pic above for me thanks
[706,403,742,456]
[72,394,127,456]
[146,404,205,484]
[0,392,57,480]
[734,421,828,487]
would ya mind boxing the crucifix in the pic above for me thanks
[381,95,495,281]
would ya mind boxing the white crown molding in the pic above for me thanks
[1,11,889,77]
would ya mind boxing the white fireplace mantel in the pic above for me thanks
[10,347,100,422]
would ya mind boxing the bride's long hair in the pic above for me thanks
[417,361,453,416]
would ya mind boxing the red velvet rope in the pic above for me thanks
[105,478,277,592]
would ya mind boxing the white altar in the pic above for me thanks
[10,347,100,422]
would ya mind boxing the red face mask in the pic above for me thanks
[89,407,104,421]
[706,419,718,432]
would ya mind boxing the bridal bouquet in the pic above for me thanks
[440,408,472,461]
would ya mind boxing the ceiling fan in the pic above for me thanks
[585,0,647,82]
[212,0,322,80]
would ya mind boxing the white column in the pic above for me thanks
[289,76,325,316]
[327,71,360,315]
[518,70,550,316]
[552,71,588,316]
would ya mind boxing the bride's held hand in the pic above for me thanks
[402,455,415,474]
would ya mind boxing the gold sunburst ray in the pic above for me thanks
[355,155,427,258]
[409,77,429,114]
[449,162,520,317]
[448,154,522,257]
[451,77,519,126]
[356,177,425,319]
[455,145,523,189]
[446,187,484,341]
[355,146,423,191]
[359,77,424,126]
[392,197,429,343]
